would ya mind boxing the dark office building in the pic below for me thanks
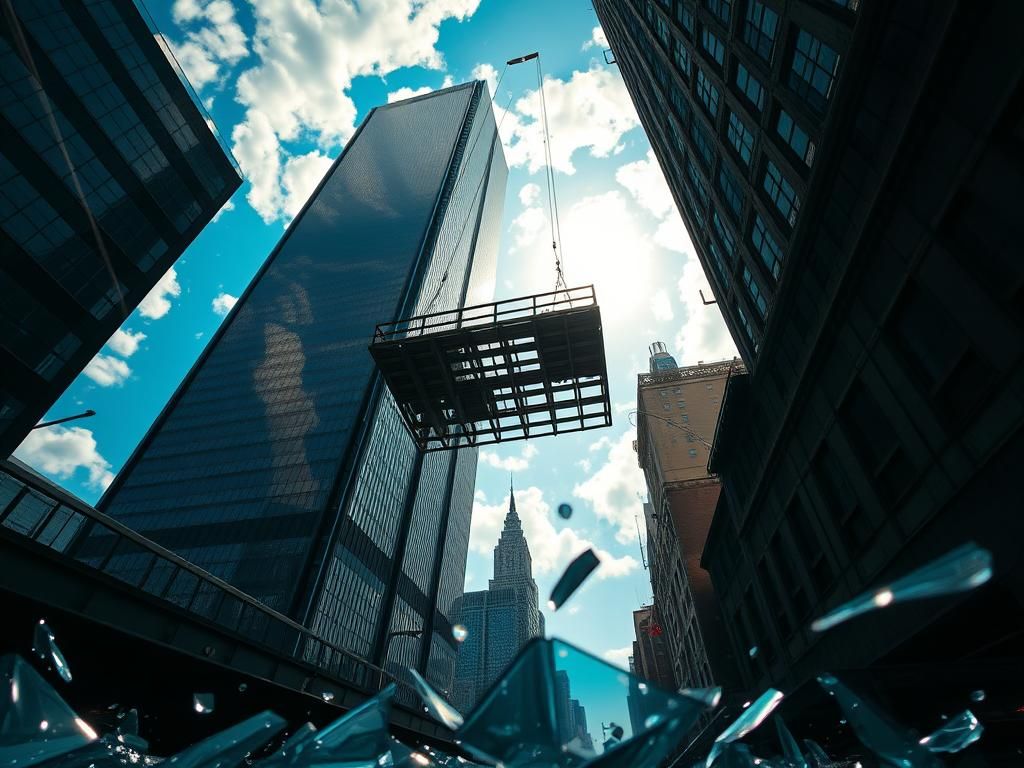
[0,1,241,456]
[97,81,507,692]
[597,0,1024,751]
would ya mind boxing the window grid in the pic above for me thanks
[743,267,768,318]
[677,3,695,35]
[673,37,692,78]
[701,27,726,67]
[763,160,800,227]
[735,62,767,112]
[726,110,754,166]
[776,109,816,167]
[718,165,743,219]
[712,209,736,259]
[696,68,721,119]
[789,29,840,113]
[690,118,715,168]
[743,1,780,62]
[751,214,784,279]
[704,0,732,25]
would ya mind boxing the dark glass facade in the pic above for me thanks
[600,0,1024,755]
[0,0,241,456]
[99,81,507,688]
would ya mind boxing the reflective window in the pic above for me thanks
[701,27,726,67]
[727,111,755,166]
[704,0,732,25]
[735,62,766,112]
[743,1,780,61]
[751,213,784,279]
[690,118,715,168]
[696,69,720,118]
[743,266,768,318]
[735,301,759,353]
[718,164,744,218]
[673,37,692,78]
[677,3,695,35]
[776,109,816,167]
[763,160,800,227]
[789,29,840,113]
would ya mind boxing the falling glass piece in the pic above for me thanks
[456,638,710,768]
[748,646,759,659]
[811,542,992,632]
[918,709,983,753]
[192,693,215,715]
[557,503,573,520]
[705,689,784,767]
[548,549,601,610]
[774,715,807,768]
[408,669,464,730]
[320,690,335,703]
[802,739,833,768]
[816,673,941,768]
[0,655,95,768]
[679,687,722,709]
[165,710,285,768]
[452,624,469,643]
[970,689,985,703]
[238,683,248,693]
[32,622,72,684]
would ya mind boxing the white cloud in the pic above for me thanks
[470,486,639,579]
[582,26,609,51]
[518,182,541,207]
[470,62,498,95]
[138,267,181,320]
[14,426,115,491]
[509,205,547,252]
[500,67,640,175]
[651,289,674,322]
[602,645,633,670]
[82,354,132,387]
[163,0,248,90]
[211,198,235,223]
[281,151,335,221]
[573,430,646,544]
[387,85,434,103]
[615,149,674,219]
[106,329,146,358]
[479,442,538,472]
[211,292,238,316]
[674,258,739,364]
[230,0,480,223]
[576,458,592,474]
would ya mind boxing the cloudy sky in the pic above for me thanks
[15,0,736,669]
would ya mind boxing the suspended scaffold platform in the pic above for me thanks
[370,285,612,451]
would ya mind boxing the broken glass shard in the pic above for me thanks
[165,710,285,768]
[452,624,469,643]
[192,693,214,715]
[774,715,807,768]
[32,621,72,684]
[408,669,464,730]
[811,542,992,632]
[679,687,722,709]
[548,549,600,610]
[802,739,832,768]
[816,673,940,767]
[970,689,985,703]
[238,683,248,693]
[748,646,759,659]
[0,655,95,768]
[705,689,784,767]
[918,709,983,753]
[457,637,710,768]
[320,690,335,703]
[557,503,573,520]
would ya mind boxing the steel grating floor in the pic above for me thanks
[370,286,612,451]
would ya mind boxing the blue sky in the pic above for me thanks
[15,0,736,669]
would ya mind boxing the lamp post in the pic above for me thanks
[31,410,96,430]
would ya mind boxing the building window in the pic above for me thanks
[726,111,754,166]
[735,62,766,112]
[751,213,784,279]
[735,301,759,353]
[829,0,859,11]
[776,109,815,167]
[663,403,672,411]
[681,414,690,422]
[701,27,726,67]
[718,165,744,219]
[708,239,729,283]
[677,399,686,406]
[671,86,691,123]
[677,2,695,35]
[655,15,671,49]
[789,29,840,113]
[742,266,768,318]
[690,120,715,169]
[688,448,699,457]
[743,1,780,61]
[840,380,916,507]
[763,160,800,227]
[704,0,732,25]
[712,210,736,257]
[673,37,692,78]
[687,434,695,442]
[696,69,721,118]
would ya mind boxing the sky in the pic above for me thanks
[14,0,737,672]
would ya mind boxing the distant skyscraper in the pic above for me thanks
[97,81,507,691]
[0,1,241,457]
[452,481,544,711]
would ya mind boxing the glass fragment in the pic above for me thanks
[549,549,601,610]
[918,709,983,753]
[32,621,72,684]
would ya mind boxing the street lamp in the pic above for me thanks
[31,410,96,430]
[628,409,712,449]
[378,628,423,689]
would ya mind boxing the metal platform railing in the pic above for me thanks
[372,285,597,343]
[0,460,404,701]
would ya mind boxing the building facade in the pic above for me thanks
[452,483,544,712]
[630,605,675,692]
[635,352,740,690]
[599,0,1024,747]
[96,81,507,692]
[0,1,241,456]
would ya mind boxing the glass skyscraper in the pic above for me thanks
[98,81,507,690]
[0,0,242,457]
[452,483,544,711]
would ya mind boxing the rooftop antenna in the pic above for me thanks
[635,515,648,570]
